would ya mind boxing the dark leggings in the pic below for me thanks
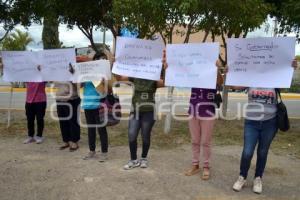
[128,111,156,160]
[25,102,47,137]
[84,109,108,152]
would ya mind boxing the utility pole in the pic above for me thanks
[103,28,106,44]
[273,18,278,37]
[164,86,174,134]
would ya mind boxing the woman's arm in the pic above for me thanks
[157,49,167,88]
[156,65,167,88]
[115,74,129,82]
[95,78,106,94]
[217,71,223,87]
[215,60,224,87]
[230,86,248,90]
[292,58,298,70]
[156,77,165,88]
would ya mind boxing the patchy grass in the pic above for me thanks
[1,111,300,158]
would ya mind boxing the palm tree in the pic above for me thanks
[1,29,33,50]
[0,29,34,87]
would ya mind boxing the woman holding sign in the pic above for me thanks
[115,50,167,170]
[23,65,47,144]
[55,65,81,152]
[183,60,223,180]
[81,52,113,162]
[231,59,298,194]
[23,80,47,144]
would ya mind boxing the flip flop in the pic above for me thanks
[59,144,70,150]
[69,145,79,152]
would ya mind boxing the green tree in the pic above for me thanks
[195,0,272,116]
[113,0,272,129]
[267,0,300,41]
[112,0,204,44]
[59,0,114,53]
[12,0,116,52]
[1,29,33,50]
[41,1,61,49]
[113,0,202,133]
[113,0,166,40]
[0,0,17,41]
[9,0,62,49]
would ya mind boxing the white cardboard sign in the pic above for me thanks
[226,37,295,88]
[112,37,164,80]
[165,42,219,89]
[2,51,42,82]
[2,48,76,82]
[72,60,111,83]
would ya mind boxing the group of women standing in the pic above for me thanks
[22,47,298,195]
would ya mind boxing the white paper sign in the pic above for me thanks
[2,51,42,82]
[112,37,164,80]
[2,48,76,82]
[165,43,219,89]
[226,37,295,88]
[72,60,111,82]
[41,48,76,81]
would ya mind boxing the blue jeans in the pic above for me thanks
[240,117,277,178]
[128,111,156,160]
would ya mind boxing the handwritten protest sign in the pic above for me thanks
[2,51,42,82]
[41,48,76,81]
[72,60,111,83]
[226,37,295,88]
[165,43,219,89]
[2,48,76,82]
[112,37,164,80]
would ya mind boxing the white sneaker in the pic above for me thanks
[83,151,96,160]
[123,160,140,170]
[35,136,44,144]
[99,153,108,162]
[233,176,246,192]
[23,137,35,144]
[253,177,262,194]
[140,158,148,168]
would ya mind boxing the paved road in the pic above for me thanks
[1,89,300,118]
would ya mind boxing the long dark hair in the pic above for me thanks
[93,52,107,60]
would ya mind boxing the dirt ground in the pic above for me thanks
[0,134,299,200]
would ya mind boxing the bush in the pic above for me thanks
[281,80,300,93]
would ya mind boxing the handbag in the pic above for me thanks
[214,86,223,108]
[99,94,122,126]
[275,89,290,132]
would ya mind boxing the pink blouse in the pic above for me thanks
[26,82,47,103]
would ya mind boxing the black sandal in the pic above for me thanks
[59,144,70,150]
[69,145,79,152]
